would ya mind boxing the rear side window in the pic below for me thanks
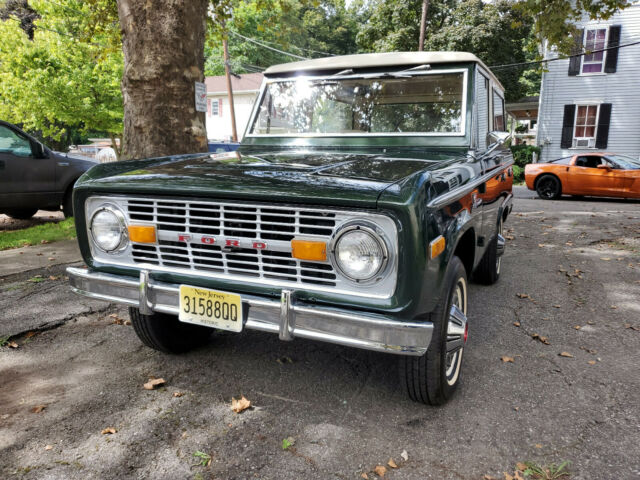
[549,156,572,165]
[0,126,31,157]
[492,89,505,131]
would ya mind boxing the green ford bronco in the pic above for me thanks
[68,52,513,405]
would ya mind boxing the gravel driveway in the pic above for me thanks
[1,188,639,480]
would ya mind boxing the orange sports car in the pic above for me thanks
[525,152,640,200]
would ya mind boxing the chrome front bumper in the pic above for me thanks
[67,267,433,356]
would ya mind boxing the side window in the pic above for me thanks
[576,156,603,168]
[0,126,32,157]
[492,89,505,131]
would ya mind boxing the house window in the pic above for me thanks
[573,105,599,147]
[211,99,220,116]
[581,28,608,74]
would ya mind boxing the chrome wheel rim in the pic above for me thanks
[445,277,468,386]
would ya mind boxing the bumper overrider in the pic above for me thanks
[66,267,434,356]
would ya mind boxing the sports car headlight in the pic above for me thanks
[333,225,388,282]
[89,206,127,253]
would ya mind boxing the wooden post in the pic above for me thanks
[418,0,429,51]
[223,38,238,142]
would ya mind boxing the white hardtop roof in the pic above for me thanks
[264,51,503,89]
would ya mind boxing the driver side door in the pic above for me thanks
[567,155,621,197]
[0,125,55,209]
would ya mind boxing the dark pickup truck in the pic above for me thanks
[0,120,96,219]
[67,52,513,405]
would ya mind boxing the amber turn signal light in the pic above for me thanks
[291,239,327,262]
[429,235,446,259]
[128,225,157,244]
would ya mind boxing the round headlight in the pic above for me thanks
[333,226,387,282]
[90,207,126,252]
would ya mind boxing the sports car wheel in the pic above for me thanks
[399,256,468,405]
[536,174,561,200]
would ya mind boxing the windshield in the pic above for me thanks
[608,155,640,170]
[249,71,466,136]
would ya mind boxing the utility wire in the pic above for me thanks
[490,39,640,70]
[228,30,309,60]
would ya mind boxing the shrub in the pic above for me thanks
[510,145,541,183]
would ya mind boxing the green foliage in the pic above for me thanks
[0,217,76,251]
[191,451,211,467]
[522,460,571,479]
[0,0,123,150]
[515,0,631,55]
[281,438,293,450]
[510,144,540,183]
[206,0,360,76]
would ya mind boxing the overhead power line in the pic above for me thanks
[228,30,309,60]
[490,39,640,70]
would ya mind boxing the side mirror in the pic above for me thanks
[597,164,611,171]
[486,131,511,146]
[31,141,48,159]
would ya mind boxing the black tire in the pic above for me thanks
[3,208,38,220]
[62,189,74,218]
[474,217,502,285]
[535,174,562,200]
[129,307,212,354]
[399,256,468,405]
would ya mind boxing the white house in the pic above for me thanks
[536,4,640,162]
[205,72,263,142]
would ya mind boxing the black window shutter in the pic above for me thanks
[568,29,584,76]
[561,104,576,149]
[604,26,621,73]
[595,103,612,149]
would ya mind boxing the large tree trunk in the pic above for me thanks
[117,0,208,159]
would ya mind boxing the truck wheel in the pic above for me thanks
[399,256,468,405]
[474,218,503,285]
[129,307,212,354]
[535,174,561,200]
[4,208,38,220]
[62,189,74,218]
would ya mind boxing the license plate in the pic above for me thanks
[178,285,243,332]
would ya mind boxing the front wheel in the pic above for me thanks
[399,256,468,405]
[536,174,562,200]
[129,308,212,354]
[3,208,38,220]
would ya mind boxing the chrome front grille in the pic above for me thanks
[127,198,339,287]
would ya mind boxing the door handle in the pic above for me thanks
[57,162,69,167]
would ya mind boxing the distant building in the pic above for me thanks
[536,4,640,162]
[205,72,263,142]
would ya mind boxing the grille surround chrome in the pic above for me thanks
[85,195,398,299]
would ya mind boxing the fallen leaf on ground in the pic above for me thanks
[484,475,497,480]
[501,356,515,363]
[516,462,527,471]
[44,445,53,450]
[513,406,519,411]
[40,239,49,244]
[534,443,543,449]
[173,391,184,398]
[625,324,640,331]
[143,378,166,390]
[513,322,520,327]
[531,333,550,345]
[31,405,46,413]
[361,474,369,479]
[374,465,387,477]
[400,450,408,461]
[8,341,19,349]
[48,257,55,261]
[49,276,59,281]
[600,257,611,261]
[552,304,561,308]
[231,395,251,413]
[574,325,581,330]
[559,352,574,358]
[516,293,530,299]
[611,305,618,309]
[387,458,398,468]
[588,360,597,365]
[101,427,117,435]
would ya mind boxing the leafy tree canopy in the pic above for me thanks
[0,0,123,150]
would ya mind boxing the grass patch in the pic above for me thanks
[522,460,571,479]
[0,218,76,251]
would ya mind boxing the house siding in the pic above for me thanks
[537,5,640,162]
[205,92,259,141]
